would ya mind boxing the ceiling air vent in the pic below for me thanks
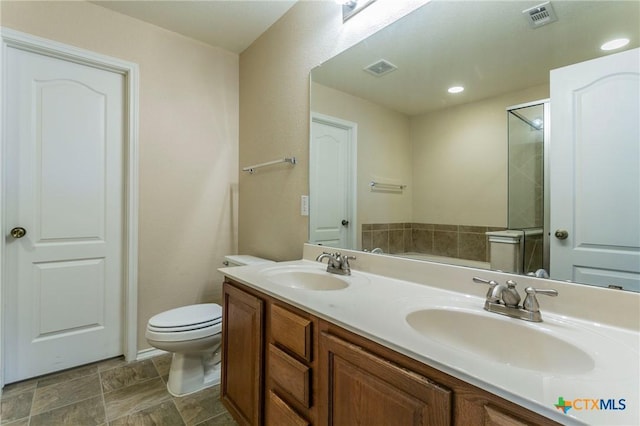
[364,59,397,77]
[523,2,558,29]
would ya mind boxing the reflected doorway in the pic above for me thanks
[309,113,357,249]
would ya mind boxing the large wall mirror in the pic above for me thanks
[309,0,639,291]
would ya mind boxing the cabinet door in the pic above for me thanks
[222,282,264,426]
[482,405,530,426]
[319,332,452,426]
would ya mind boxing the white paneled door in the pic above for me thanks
[550,48,640,291]
[310,114,356,249]
[4,46,125,382]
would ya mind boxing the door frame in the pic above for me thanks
[310,112,357,249]
[0,28,139,388]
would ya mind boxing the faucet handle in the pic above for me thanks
[341,254,356,268]
[328,251,343,261]
[473,277,498,285]
[473,277,500,302]
[523,287,558,313]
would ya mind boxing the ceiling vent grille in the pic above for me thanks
[523,2,558,29]
[364,59,397,77]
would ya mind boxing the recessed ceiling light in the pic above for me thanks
[448,86,464,94]
[601,38,630,51]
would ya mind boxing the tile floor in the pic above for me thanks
[0,354,237,425]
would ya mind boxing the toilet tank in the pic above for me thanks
[223,255,274,267]
[486,230,524,274]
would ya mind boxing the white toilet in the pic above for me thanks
[146,303,223,396]
[145,255,273,396]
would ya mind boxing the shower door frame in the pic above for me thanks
[505,99,551,273]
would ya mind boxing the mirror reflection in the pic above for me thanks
[309,0,639,291]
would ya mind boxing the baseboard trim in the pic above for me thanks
[136,348,168,361]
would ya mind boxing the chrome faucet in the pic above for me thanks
[473,277,558,322]
[316,252,356,276]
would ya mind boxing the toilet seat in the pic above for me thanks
[146,322,221,342]
[147,319,222,332]
[146,303,222,342]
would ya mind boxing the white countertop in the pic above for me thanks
[220,245,640,426]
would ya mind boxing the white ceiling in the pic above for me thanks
[92,0,299,54]
[311,0,640,116]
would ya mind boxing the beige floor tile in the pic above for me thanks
[151,354,172,377]
[0,379,37,400]
[100,360,159,393]
[31,374,102,415]
[173,386,227,426]
[103,377,170,421]
[96,356,129,372]
[0,390,33,425]
[37,363,99,388]
[1,419,29,426]
[109,400,185,426]
[194,412,237,426]
[2,354,234,426]
[30,395,105,426]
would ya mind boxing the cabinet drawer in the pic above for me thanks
[269,344,311,407]
[271,304,312,361]
[267,390,309,426]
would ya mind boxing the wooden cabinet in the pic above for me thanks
[267,303,316,425]
[222,278,560,426]
[454,396,551,426]
[481,405,532,426]
[318,332,452,425]
[270,304,312,362]
[267,391,310,426]
[222,282,264,426]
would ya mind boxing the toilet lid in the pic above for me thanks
[148,303,222,330]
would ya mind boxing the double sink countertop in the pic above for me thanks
[219,244,640,426]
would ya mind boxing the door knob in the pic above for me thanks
[10,227,27,239]
[341,220,349,226]
[554,229,569,240]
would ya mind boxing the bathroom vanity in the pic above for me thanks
[219,244,639,426]
[222,279,557,425]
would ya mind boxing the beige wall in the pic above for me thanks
[410,84,549,227]
[311,81,548,231]
[1,1,239,350]
[311,82,412,248]
[239,0,430,261]
[309,84,552,229]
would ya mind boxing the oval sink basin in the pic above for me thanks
[262,266,350,291]
[406,308,595,374]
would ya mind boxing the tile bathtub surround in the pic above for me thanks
[362,222,506,262]
[0,355,237,426]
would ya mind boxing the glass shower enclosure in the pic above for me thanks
[506,100,549,274]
